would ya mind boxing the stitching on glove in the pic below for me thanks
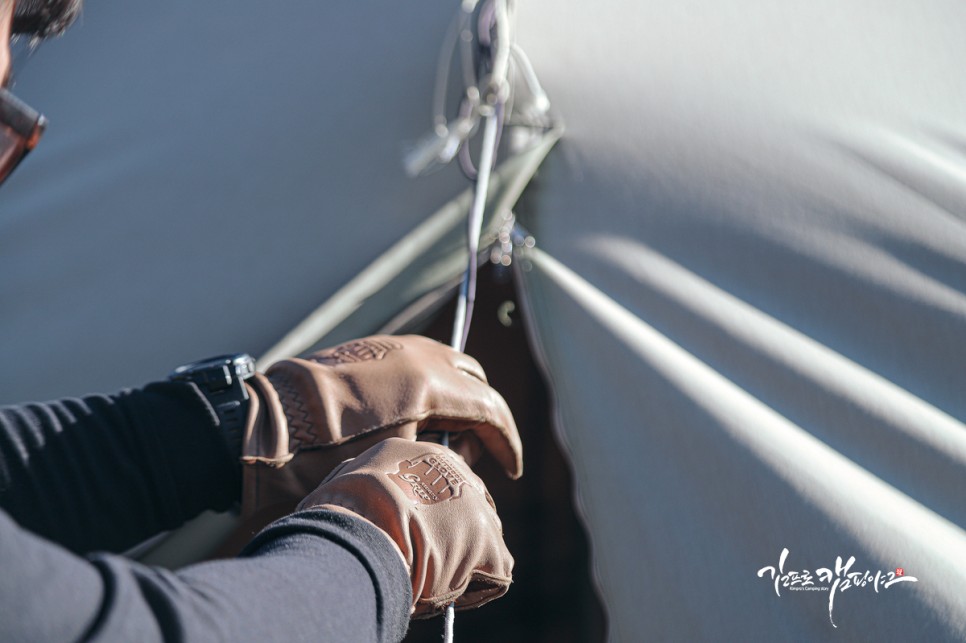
[267,369,317,448]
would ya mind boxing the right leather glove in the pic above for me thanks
[240,335,522,526]
[297,438,514,618]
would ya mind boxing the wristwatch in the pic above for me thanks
[169,353,256,457]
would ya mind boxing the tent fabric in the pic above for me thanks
[0,1,471,403]
[512,0,966,640]
[2,0,966,640]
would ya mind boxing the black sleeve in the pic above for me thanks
[0,507,412,643]
[0,382,240,553]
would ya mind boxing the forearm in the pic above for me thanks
[0,382,240,553]
[0,508,412,643]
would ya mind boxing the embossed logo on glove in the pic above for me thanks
[392,453,466,504]
[308,337,404,365]
[299,439,514,617]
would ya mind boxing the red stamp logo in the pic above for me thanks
[895,568,904,577]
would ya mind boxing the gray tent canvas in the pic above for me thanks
[2,1,965,641]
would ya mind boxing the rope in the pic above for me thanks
[440,85,502,643]
[444,601,456,643]
[418,2,514,640]
[450,111,500,352]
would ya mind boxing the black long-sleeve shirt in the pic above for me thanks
[0,383,412,642]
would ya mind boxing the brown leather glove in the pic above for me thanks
[240,335,521,527]
[298,438,513,617]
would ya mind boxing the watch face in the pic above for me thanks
[232,355,256,380]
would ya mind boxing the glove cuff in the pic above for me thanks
[240,373,293,467]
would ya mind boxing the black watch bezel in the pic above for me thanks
[169,353,256,453]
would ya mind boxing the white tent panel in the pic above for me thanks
[514,0,966,639]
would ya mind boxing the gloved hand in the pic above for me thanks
[298,438,513,617]
[239,335,521,526]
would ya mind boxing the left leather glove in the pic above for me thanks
[298,438,514,617]
[239,335,522,526]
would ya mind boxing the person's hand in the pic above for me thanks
[298,438,513,617]
[239,335,521,527]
